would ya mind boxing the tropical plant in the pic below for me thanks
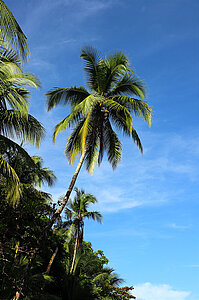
[0,176,56,299]
[0,0,29,61]
[46,46,152,227]
[0,49,44,204]
[63,187,102,274]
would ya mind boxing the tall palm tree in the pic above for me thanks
[0,0,29,61]
[64,187,102,274]
[46,46,152,226]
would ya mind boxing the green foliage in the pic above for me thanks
[0,44,44,204]
[0,0,30,61]
[46,47,152,174]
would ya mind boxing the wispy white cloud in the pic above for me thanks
[135,282,190,300]
[166,223,192,230]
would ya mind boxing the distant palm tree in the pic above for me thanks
[46,46,152,225]
[64,187,102,274]
[0,0,29,61]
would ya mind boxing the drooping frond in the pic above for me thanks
[46,86,89,111]
[0,48,21,65]
[65,120,84,164]
[0,136,56,188]
[30,156,56,187]
[84,211,102,223]
[53,111,81,143]
[83,108,102,173]
[104,98,133,132]
[0,87,29,114]
[132,128,143,153]
[103,119,122,169]
[0,0,29,61]
[6,72,41,89]
[84,134,99,173]
[0,153,21,204]
[0,59,41,114]
[0,110,45,147]
[113,95,152,127]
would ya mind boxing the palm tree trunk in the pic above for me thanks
[48,147,88,229]
[46,246,58,275]
[15,147,88,299]
[70,232,79,274]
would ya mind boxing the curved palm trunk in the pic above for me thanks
[46,246,58,275]
[14,148,88,299]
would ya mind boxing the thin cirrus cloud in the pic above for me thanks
[166,223,192,230]
[134,282,190,300]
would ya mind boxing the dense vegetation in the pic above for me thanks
[0,1,151,299]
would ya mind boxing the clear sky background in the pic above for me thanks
[6,0,199,299]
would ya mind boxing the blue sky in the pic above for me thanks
[6,0,199,299]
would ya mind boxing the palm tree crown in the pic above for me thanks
[65,187,102,242]
[47,47,152,173]
[64,187,102,274]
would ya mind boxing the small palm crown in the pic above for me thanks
[46,47,152,173]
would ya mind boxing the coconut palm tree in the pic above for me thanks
[0,0,29,61]
[46,46,152,226]
[64,187,102,274]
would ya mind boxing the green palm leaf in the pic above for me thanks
[0,0,29,61]
[0,110,45,147]
[113,95,152,126]
[0,153,21,204]
[80,46,101,92]
[46,86,89,111]
[103,119,122,169]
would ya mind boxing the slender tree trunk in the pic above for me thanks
[70,231,79,274]
[46,246,58,275]
[47,147,88,230]
[14,147,88,299]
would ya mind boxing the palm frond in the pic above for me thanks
[80,46,101,91]
[7,72,41,89]
[0,47,21,65]
[65,120,84,165]
[132,128,143,153]
[103,119,122,169]
[46,86,89,111]
[0,110,45,147]
[53,111,81,143]
[84,211,102,223]
[102,52,133,93]
[30,156,56,187]
[113,95,152,127]
[108,74,146,99]
[104,98,133,133]
[84,128,99,174]
[0,0,29,61]
[0,135,54,188]
[0,153,22,204]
